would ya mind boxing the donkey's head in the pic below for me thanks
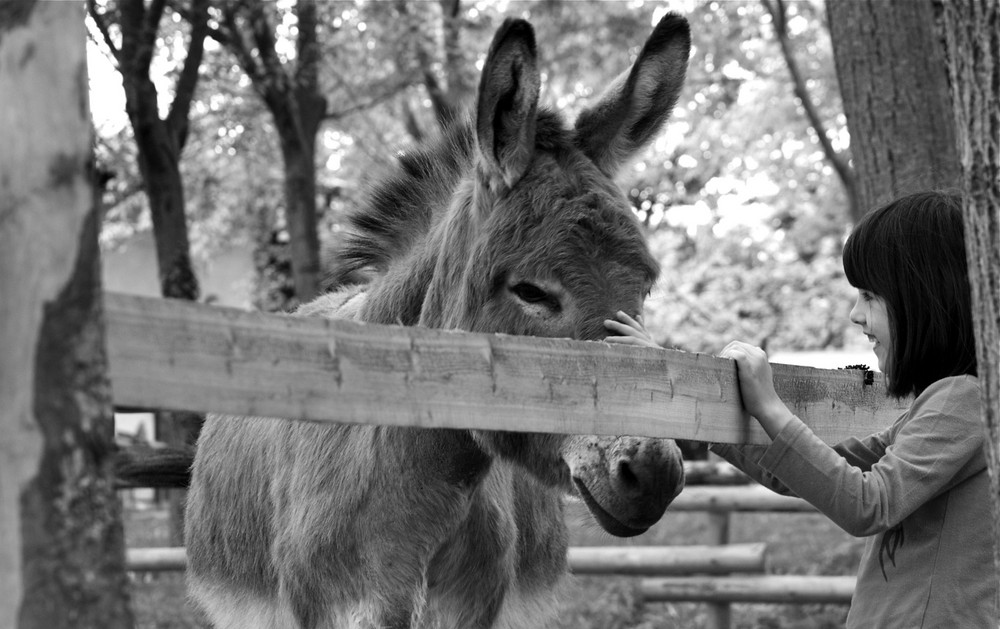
[414,15,691,536]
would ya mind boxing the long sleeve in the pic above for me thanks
[710,427,892,498]
[750,377,985,537]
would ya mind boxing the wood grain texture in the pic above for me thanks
[639,575,856,603]
[669,486,814,512]
[105,292,907,445]
[125,544,767,576]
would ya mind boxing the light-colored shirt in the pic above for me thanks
[711,375,996,628]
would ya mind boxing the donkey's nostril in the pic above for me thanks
[616,460,640,490]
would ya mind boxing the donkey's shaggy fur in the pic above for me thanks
[187,14,692,629]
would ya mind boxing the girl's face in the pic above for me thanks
[849,289,892,374]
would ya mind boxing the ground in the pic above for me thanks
[124,493,862,629]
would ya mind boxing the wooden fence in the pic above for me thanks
[124,542,769,577]
[660,482,850,628]
[122,482,855,629]
[104,292,904,444]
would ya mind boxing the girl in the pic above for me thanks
[605,191,995,628]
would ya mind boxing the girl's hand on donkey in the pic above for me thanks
[604,311,662,349]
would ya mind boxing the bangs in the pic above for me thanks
[842,208,892,294]
[842,227,870,290]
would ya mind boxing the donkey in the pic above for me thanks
[186,13,691,629]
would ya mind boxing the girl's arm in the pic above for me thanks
[747,376,985,536]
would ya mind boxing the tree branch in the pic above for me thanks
[394,0,460,130]
[166,0,210,151]
[213,2,267,88]
[324,81,414,122]
[400,98,425,143]
[86,0,121,61]
[294,0,319,93]
[245,1,290,101]
[762,0,858,218]
[136,0,167,75]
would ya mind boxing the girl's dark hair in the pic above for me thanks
[843,190,977,398]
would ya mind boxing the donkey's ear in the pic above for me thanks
[574,13,691,177]
[476,18,540,188]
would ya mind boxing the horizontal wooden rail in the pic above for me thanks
[125,545,765,576]
[639,575,856,604]
[566,544,766,575]
[104,293,906,445]
[683,461,754,486]
[670,486,815,512]
[125,547,187,572]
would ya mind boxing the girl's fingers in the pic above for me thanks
[719,341,745,360]
[604,313,645,336]
[605,312,660,348]
[605,336,643,346]
[613,310,640,328]
[603,320,634,335]
[720,340,762,362]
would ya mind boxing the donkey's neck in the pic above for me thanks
[358,184,477,328]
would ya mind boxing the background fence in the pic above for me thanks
[120,462,855,629]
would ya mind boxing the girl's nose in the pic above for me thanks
[849,299,864,326]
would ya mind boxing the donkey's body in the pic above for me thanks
[187,15,692,629]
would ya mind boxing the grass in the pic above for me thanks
[123,493,864,628]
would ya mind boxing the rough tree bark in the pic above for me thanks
[1,2,133,626]
[826,0,961,214]
[940,0,1000,610]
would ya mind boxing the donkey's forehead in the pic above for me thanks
[490,175,659,285]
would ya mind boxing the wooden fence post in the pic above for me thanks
[705,510,732,629]
[0,1,134,626]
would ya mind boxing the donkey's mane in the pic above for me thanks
[328,110,572,288]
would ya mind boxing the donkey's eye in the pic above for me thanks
[511,282,548,303]
[511,282,561,311]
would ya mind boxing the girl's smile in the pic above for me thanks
[850,290,892,374]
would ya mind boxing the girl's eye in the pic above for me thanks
[860,290,874,302]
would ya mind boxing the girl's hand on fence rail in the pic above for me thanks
[604,311,662,348]
[718,341,795,440]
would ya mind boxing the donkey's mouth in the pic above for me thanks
[573,478,649,538]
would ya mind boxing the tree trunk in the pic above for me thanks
[0,2,134,626]
[826,0,961,214]
[280,133,322,305]
[144,160,200,300]
[940,0,1000,611]
[216,0,325,304]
